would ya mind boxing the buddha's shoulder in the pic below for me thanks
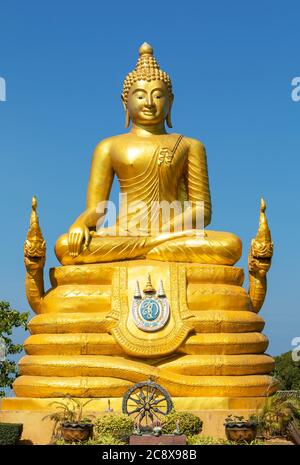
[93,134,128,154]
[181,135,206,151]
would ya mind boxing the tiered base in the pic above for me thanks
[15,260,277,400]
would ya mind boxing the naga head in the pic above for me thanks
[24,196,46,272]
[249,198,274,277]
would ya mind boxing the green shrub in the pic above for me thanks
[161,411,202,436]
[272,351,300,390]
[187,435,264,445]
[0,423,23,445]
[257,395,300,438]
[95,414,134,441]
[218,438,265,445]
[0,301,28,397]
[55,439,77,446]
[55,434,126,445]
[187,435,215,445]
[93,434,126,445]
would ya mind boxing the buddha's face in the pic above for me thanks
[126,80,172,126]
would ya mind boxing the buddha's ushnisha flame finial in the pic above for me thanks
[24,196,46,258]
[136,42,158,72]
[251,197,273,258]
[122,42,173,104]
[139,42,154,56]
[143,274,156,294]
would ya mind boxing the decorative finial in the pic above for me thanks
[143,274,156,294]
[139,42,153,56]
[134,280,142,299]
[30,196,38,228]
[157,279,166,297]
[32,195,37,210]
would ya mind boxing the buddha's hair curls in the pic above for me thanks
[122,43,173,104]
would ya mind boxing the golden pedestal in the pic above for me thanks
[1,260,276,443]
[13,260,276,402]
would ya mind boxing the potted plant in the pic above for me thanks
[44,395,94,443]
[224,415,258,443]
[257,394,300,441]
[287,418,300,445]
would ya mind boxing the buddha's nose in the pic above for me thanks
[145,95,155,108]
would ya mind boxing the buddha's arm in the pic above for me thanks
[185,139,212,228]
[68,139,114,256]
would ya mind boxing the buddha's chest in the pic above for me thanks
[111,138,187,180]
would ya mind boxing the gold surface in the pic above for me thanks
[248,199,274,312]
[20,354,274,376]
[29,310,264,334]
[18,43,276,406]
[14,374,276,398]
[23,332,268,356]
[1,396,268,412]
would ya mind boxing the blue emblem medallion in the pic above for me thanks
[139,298,160,321]
[131,275,170,332]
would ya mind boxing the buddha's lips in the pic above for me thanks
[143,110,156,116]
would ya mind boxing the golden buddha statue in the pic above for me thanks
[56,42,241,267]
[8,43,277,414]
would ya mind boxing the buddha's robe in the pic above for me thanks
[55,135,242,265]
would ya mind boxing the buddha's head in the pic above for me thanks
[122,43,174,129]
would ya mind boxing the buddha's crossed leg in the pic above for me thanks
[55,230,242,266]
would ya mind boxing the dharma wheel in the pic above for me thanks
[122,381,173,428]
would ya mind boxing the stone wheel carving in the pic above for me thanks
[122,381,173,428]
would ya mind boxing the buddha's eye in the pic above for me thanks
[138,95,144,99]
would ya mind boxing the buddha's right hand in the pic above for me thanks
[68,223,90,257]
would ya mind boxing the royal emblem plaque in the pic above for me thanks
[131,275,170,332]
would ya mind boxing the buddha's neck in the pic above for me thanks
[130,122,167,137]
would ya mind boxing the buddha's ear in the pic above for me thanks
[121,94,127,112]
[121,95,131,128]
[125,110,131,128]
[166,94,174,128]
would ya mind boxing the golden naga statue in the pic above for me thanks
[14,43,277,409]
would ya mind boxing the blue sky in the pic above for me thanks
[0,0,299,361]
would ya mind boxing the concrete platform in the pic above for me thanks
[0,396,266,445]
